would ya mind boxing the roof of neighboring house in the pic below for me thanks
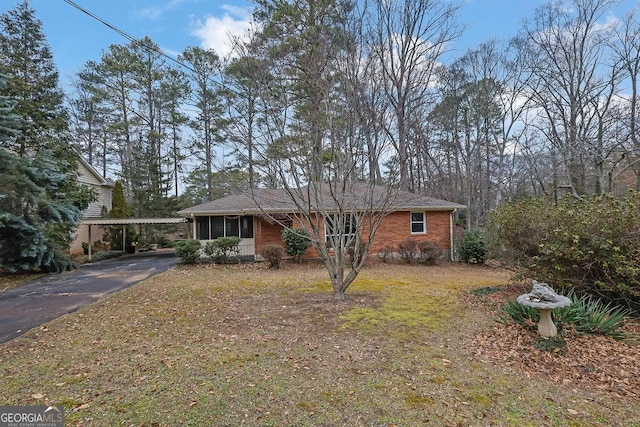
[178,185,466,216]
[81,218,187,225]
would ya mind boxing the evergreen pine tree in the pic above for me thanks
[0,2,95,271]
[107,181,136,251]
[0,0,68,156]
[0,75,92,272]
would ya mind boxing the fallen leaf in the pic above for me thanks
[567,409,579,415]
[31,393,44,399]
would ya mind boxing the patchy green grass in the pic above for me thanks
[0,262,638,426]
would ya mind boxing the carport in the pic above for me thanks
[80,217,188,260]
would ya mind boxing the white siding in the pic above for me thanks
[71,156,114,253]
[77,159,113,218]
[77,164,103,186]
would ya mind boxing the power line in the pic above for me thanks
[62,0,139,46]
[61,0,231,92]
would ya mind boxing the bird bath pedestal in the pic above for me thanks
[517,281,572,338]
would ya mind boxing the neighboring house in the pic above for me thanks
[70,155,114,254]
[177,186,465,261]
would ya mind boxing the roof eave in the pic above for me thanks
[178,205,466,216]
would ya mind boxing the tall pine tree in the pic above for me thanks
[0,0,67,156]
[0,1,94,272]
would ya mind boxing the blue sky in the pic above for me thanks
[3,0,639,84]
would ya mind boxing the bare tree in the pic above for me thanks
[243,0,411,300]
[520,0,620,196]
[369,0,461,192]
[610,8,640,189]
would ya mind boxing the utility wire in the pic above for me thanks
[61,0,232,92]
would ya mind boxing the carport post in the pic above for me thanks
[123,224,126,253]
[88,225,92,261]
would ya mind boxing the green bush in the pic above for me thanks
[498,299,539,327]
[204,237,241,264]
[487,193,640,313]
[554,290,632,339]
[261,245,284,269]
[175,239,202,264]
[281,227,312,262]
[89,250,125,262]
[459,230,487,264]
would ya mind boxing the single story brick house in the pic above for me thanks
[177,186,465,261]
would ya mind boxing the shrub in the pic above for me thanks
[204,237,241,264]
[553,290,632,339]
[397,238,419,264]
[535,336,567,353]
[377,245,394,263]
[92,240,110,252]
[487,193,640,313]
[419,241,441,265]
[485,196,553,264]
[90,250,125,262]
[282,227,312,262]
[459,230,486,264]
[261,245,284,269]
[175,239,202,264]
[498,299,539,327]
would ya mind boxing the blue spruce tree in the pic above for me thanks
[0,75,91,272]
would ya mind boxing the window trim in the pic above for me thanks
[410,211,426,234]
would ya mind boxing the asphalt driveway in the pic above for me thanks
[0,251,179,343]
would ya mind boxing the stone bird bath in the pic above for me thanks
[517,280,571,338]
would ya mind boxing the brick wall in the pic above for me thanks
[255,210,453,259]
[255,218,286,255]
[371,210,452,252]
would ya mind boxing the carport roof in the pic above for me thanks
[81,218,187,225]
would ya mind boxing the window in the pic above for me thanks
[325,213,357,244]
[225,216,240,237]
[411,212,426,234]
[211,217,225,239]
[196,217,210,240]
[195,215,254,239]
[240,216,254,238]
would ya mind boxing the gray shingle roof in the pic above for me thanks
[177,185,465,216]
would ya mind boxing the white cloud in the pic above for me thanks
[137,0,199,20]
[191,5,253,58]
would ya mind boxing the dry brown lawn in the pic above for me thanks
[0,261,638,426]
